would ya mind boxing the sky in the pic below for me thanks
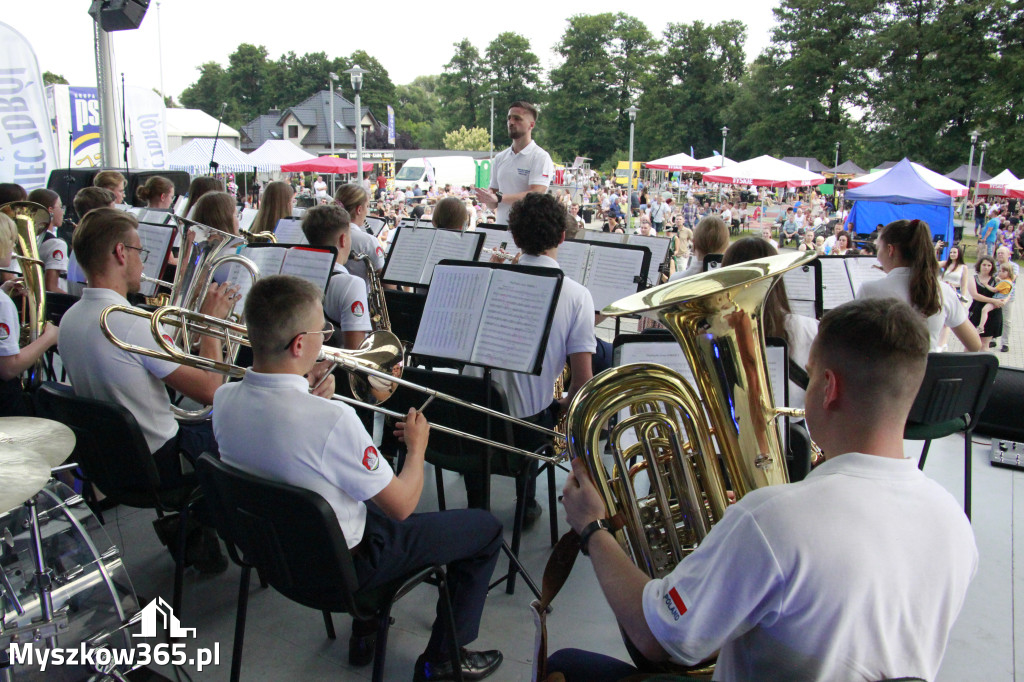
[3,1,780,100]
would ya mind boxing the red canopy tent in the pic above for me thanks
[279,157,374,174]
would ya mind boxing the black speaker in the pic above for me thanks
[975,366,1024,441]
[47,168,191,222]
[88,0,150,32]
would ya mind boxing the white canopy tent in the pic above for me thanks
[248,140,316,169]
[167,138,271,175]
[977,169,1020,197]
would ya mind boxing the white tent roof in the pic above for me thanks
[165,108,240,139]
[702,155,825,188]
[1005,177,1024,199]
[644,152,702,171]
[248,140,316,169]
[978,169,1019,191]
[848,161,967,197]
[691,154,736,172]
[167,138,270,175]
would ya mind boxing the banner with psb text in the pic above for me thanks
[0,22,58,191]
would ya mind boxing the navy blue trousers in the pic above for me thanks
[354,505,503,658]
[547,649,639,682]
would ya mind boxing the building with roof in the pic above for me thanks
[165,108,240,151]
[240,91,379,155]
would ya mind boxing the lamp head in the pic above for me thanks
[721,126,729,137]
[345,65,366,92]
[627,105,638,122]
[970,130,979,143]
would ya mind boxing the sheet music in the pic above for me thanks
[764,345,787,409]
[281,247,335,290]
[626,234,671,283]
[172,195,188,216]
[783,264,816,303]
[136,222,175,297]
[554,240,590,284]
[471,269,559,373]
[225,246,286,310]
[819,258,855,311]
[384,227,434,284]
[845,256,885,295]
[421,231,481,283]
[274,218,307,245]
[614,341,689,377]
[414,266,492,361]
[578,230,626,245]
[364,216,388,237]
[477,229,515,262]
[585,245,647,311]
[789,298,816,318]
[239,208,259,232]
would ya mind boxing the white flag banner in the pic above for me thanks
[125,86,168,170]
[0,22,58,191]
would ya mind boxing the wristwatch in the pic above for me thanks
[494,191,503,206]
[579,518,612,556]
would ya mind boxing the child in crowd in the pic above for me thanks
[977,262,1016,333]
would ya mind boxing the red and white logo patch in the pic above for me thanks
[53,249,64,261]
[0,323,9,342]
[362,446,380,471]
[161,333,175,346]
[351,301,364,317]
[663,587,687,621]
[375,246,384,257]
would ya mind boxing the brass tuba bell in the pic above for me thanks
[1,201,51,389]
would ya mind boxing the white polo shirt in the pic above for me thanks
[325,264,372,333]
[0,291,20,357]
[345,227,386,290]
[59,288,181,452]
[490,141,554,224]
[488,254,595,418]
[642,453,976,682]
[37,229,69,275]
[855,267,967,350]
[213,370,393,547]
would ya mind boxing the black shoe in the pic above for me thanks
[521,499,543,530]
[1002,345,1010,352]
[990,341,998,348]
[413,648,503,681]
[188,526,228,575]
[348,631,375,667]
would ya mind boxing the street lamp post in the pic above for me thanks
[833,141,840,173]
[973,140,987,220]
[965,130,979,224]
[627,105,638,233]
[328,71,338,195]
[720,126,729,167]
[345,65,367,184]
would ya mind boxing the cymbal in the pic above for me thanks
[0,444,50,514]
[0,417,76,468]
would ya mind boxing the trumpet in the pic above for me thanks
[99,304,566,463]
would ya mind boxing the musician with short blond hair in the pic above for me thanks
[553,297,976,681]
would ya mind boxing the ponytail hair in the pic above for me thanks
[135,175,174,205]
[879,219,940,316]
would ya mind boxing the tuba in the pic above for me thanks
[566,251,815,579]
[2,201,50,389]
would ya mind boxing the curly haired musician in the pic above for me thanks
[554,297,977,681]
[301,203,371,350]
[213,275,504,682]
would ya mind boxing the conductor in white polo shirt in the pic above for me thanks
[475,101,554,225]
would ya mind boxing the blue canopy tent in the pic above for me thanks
[845,159,954,255]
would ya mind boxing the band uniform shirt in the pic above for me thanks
[642,453,977,682]
[213,370,393,548]
[490,141,554,224]
[855,267,967,351]
[487,253,596,419]
[345,227,386,292]
[325,263,372,333]
[38,229,68,292]
[59,288,181,452]
[0,290,24,414]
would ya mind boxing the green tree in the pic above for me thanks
[266,51,334,110]
[439,39,484,131]
[340,50,397,121]
[610,13,658,143]
[226,44,273,127]
[395,75,445,148]
[180,62,231,120]
[546,14,621,165]
[443,125,491,151]
[484,32,543,108]
[42,71,67,86]
[988,0,1023,170]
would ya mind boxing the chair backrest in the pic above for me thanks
[906,352,999,428]
[194,454,359,614]
[34,383,164,506]
[44,292,80,326]
[383,289,427,346]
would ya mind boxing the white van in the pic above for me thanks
[394,156,478,190]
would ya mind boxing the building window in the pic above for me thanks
[288,125,298,139]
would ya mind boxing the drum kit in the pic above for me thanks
[0,418,141,681]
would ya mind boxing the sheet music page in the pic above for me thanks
[782,264,816,303]
[789,298,817,318]
[765,345,787,408]
[127,206,145,218]
[585,246,647,311]
[225,245,286,310]
[626,235,671,283]
[421,231,481,283]
[477,229,516,262]
[172,195,188,215]
[136,222,175,297]
[554,240,590,284]
[281,247,335,291]
[414,265,492,362]
[845,256,886,294]
[579,230,626,245]
[819,258,855,311]
[471,269,559,373]
[383,227,434,284]
[274,218,307,245]
[239,208,259,232]
[614,341,690,378]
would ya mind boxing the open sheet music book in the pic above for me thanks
[128,207,174,225]
[274,217,307,245]
[555,240,651,311]
[413,262,562,375]
[223,243,337,311]
[476,225,516,262]
[382,226,485,286]
[818,255,886,314]
[239,208,259,232]
[781,259,822,319]
[136,221,176,297]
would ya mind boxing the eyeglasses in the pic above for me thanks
[283,321,334,351]
[118,243,149,263]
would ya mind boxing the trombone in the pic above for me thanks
[99,304,567,464]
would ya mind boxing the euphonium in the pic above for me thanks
[566,251,815,578]
[2,201,50,389]
[350,252,391,332]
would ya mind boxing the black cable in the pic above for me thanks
[120,73,131,184]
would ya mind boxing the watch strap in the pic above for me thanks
[579,518,610,556]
